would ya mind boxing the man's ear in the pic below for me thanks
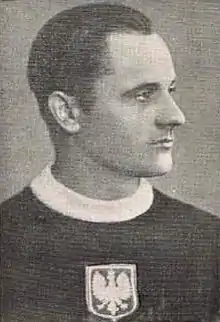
[48,91,80,134]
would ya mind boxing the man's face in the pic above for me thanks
[78,32,185,178]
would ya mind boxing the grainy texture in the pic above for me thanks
[1,186,220,321]
[0,0,219,215]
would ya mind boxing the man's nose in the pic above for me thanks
[155,94,186,128]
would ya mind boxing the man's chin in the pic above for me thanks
[144,168,171,178]
[122,163,173,179]
[102,155,173,178]
[139,160,173,178]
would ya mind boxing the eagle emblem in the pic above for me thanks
[85,264,139,321]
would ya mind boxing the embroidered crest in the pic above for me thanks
[85,264,139,322]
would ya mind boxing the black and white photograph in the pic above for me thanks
[0,0,220,321]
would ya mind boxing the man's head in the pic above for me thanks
[28,3,185,178]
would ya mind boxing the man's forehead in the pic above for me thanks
[106,32,176,88]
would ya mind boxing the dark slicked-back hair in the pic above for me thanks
[28,3,152,119]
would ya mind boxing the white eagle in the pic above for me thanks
[92,270,132,316]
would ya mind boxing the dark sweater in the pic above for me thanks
[1,187,220,322]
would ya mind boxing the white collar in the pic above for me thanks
[30,166,154,223]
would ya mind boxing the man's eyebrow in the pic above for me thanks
[122,79,177,96]
[169,79,176,88]
[122,82,160,95]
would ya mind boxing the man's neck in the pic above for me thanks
[52,149,140,201]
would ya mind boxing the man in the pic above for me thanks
[1,3,219,322]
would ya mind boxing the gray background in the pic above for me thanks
[0,0,219,215]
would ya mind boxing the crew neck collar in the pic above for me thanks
[30,166,154,223]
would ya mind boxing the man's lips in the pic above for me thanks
[150,137,174,148]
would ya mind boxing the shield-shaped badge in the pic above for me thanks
[85,264,139,322]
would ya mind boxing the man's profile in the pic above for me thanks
[1,3,219,322]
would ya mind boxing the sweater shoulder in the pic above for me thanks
[1,188,34,213]
[153,188,220,230]
[0,187,46,223]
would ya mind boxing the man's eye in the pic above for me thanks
[168,86,176,94]
[135,90,154,103]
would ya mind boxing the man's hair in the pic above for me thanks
[27,3,152,119]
